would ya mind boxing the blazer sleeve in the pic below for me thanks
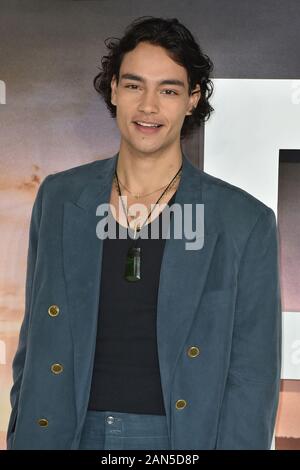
[215,207,282,449]
[6,176,49,449]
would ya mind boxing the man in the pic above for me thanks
[7,16,281,450]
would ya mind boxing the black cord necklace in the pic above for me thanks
[114,164,182,282]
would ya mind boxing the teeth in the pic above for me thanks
[136,121,160,128]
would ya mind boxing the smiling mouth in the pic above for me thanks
[133,121,163,128]
[133,122,164,134]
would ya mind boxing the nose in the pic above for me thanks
[138,89,159,114]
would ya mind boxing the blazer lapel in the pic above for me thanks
[62,151,219,432]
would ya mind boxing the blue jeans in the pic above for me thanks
[78,410,171,450]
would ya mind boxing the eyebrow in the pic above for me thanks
[120,73,185,88]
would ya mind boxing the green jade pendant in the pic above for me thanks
[124,222,142,282]
[124,244,141,282]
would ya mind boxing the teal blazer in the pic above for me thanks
[7,152,282,449]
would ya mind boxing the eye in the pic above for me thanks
[125,84,138,89]
[162,89,178,96]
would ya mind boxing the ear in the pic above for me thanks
[186,84,201,116]
[111,74,117,106]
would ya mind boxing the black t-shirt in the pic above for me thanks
[88,191,177,415]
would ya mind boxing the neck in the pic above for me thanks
[115,146,183,195]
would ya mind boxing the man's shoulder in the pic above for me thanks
[35,155,115,210]
[45,155,112,182]
[201,169,272,210]
[40,155,114,196]
[198,169,276,234]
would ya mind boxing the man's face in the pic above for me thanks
[110,41,200,155]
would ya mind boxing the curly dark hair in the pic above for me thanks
[94,16,214,140]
